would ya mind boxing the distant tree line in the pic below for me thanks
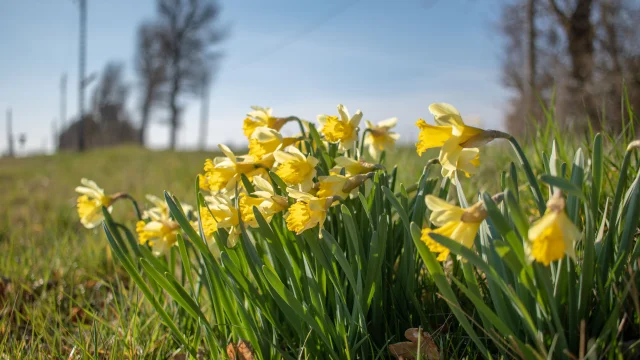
[59,0,223,151]
[499,0,640,135]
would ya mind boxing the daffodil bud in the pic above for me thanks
[546,191,566,212]
[271,195,290,209]
[459,130,509,149]
[341,172,375,194]
[460,201,488,223]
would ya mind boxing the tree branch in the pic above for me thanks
[548,0,570,28]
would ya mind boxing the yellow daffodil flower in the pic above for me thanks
[136,210,180,256]
[330,156,380,176]
[75,178,113,229]
[285,189,337,235]
[420,195,487,261]
[364,118,400,159]
[203,144,273,192]
[274,146,319,191]
[318,104,362,151]
[415,103,484,182]
[142,194,193,221]
[528,194,580,266]
[242,106,287,139]
[248,127,296,160]
[252,176,289,218]
[205,194,242,247]
[316,173,374,200]
[239,193,267,228]
[316,174,351,199]
[199,205,218,239]
[198,173,210,192]
[142,194,170,220]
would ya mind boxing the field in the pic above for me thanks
[0,145,426,358]
[0,146,213,357]
[1,107,639,359]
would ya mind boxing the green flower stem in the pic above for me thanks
[286,116,307,138]
[112,193,143,220]
[359,128,372,159]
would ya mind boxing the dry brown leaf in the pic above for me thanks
[389,328,439,360]
[226,339,255,360]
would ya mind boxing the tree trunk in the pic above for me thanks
[548,0,597,130]
[168,76,180,150]
[567,0,597,128]
[198,79,210,150]
[525,0,537,133]
[139,99,151,146]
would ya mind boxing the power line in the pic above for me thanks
[60,73,67,130]
[77,0,87,151]
[6,108,14,157]
[236,0,361,69]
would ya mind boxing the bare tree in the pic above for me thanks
[135,23,167,145]
[499,0,640,135]
[198,70,211,150]
[58,62,138,150]
[525,0,538,122]
[154,0,223,150]
[547,0,599,126]
[91,62,129,123]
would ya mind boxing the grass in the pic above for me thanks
[0,145,428,358]
[0,143,456,358]
[0,146,210,358]
[1,109,637,358]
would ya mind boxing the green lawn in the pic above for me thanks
[0,146,213,358]
[0,132,619,358]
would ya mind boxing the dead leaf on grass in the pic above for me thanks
[389,327,439,360]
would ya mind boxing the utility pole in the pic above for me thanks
[198,73,211,150]
[77,0,87,151]
[60,73,67,130]
[6,109,14,157]
[52,118,58,152]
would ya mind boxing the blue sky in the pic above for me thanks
[0,0,509,154]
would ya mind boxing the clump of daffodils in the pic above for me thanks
[77,102,576,270]
[76,100,635,360]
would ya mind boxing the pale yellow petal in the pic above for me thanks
[429,103,464,128]
[337,104,350,123]
[438,136,463,171]
[450,222,481,249]
[425,195,464,226]
[558,213,580,260]
[377,117,398,128]
[349,110,363,128]
[251,126,282,142]
[287,188,316,200]
[252,176,274,193]
[218,144,236,163]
